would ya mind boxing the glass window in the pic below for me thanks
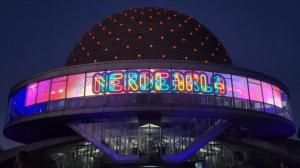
[25,83,37,106]
[67,73,85,98]
[232,75,249,99]
[248,78,263,102]
[272,86,282,108]
[50,76,67,100]
[36,79,51,104]
[262,82,274,105]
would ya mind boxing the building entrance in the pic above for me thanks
[139,123,161,162]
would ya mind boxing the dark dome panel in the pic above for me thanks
[66,7,232,66]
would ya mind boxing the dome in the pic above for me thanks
[66,7,232,66]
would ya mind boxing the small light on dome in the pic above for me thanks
[201,42,205,46]
[182,38,186,42]
[114,56,118,59]
[178,24,182,27]
[116,38,120,41]
[113,19,117,22]
[102,27,106,30]
[167,17,171,20]
[149,27,153,31]
[138,35,142,39]
[139,21,143,25]
[206,37,209,40]
[149,44,154,48]
[92,36,95,39]
[211,53,214,56]
[126,45,130,49]
[205,60,208,63]
[128,28,132,32]
[160,36,165,40]
[149,16,153,19]
[184,56,188,60]
[195,27,199,31]
[130,16,134,20]
[137,54,142,58]
[170,29,174,32]
[104,48,108,51]
[86,53,90,56]
[81,47,85,50]
[189,32,193,36]
[159,21,163,25]
[94,59,97,63]
[157,12,160,15]
[88,32,92,36]
[96,41,101,45]
[172,45,177,49]
[184,20,188,23]
[140,11,144,15]
[161,54,166,58]
[193,48,198,52]
[108,31,112,35]
[119,23,123,26]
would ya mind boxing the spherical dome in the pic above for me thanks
[66,7,232,66]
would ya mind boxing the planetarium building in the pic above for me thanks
[1,7,299,168]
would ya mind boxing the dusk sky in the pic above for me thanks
[0,0,299,149]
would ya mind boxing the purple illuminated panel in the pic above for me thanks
[25,83,37,106]
[248,78,263,102]
[262,82,274,105]
[273,86,283,108]
[50,76,67,101]
[232,75,249,99]
[67,73,85,98]
[36,80,50,104]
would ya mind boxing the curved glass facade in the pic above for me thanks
[7,69,292,122]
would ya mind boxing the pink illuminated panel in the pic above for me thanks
[25,83,37,106]
[50,76,67,100]
[248,78,263,102]
[36,80,51,103]
[262,82,274,105]
[86,72,101,96]
[232,75,249,99]
[273,86,283,108]
[67,73,85,98]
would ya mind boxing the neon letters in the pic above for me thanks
[91,69,227,95]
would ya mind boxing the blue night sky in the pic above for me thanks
[0,0,299,149]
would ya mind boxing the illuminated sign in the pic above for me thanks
[22,68,286,111]
[91,69,227,95]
